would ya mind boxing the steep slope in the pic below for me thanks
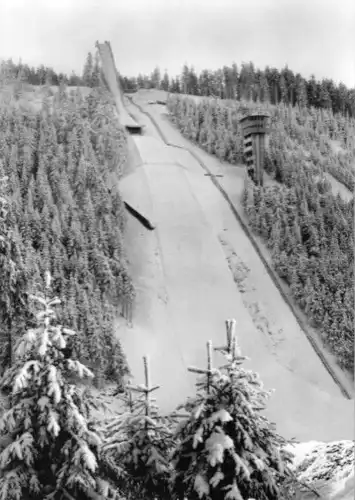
[96,41,142,133]
[118,117,353,441]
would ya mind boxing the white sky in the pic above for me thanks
[0,0,354,86]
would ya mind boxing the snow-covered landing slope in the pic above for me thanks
[118,133,353,442]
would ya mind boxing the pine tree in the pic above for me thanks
[101,356,176,500]
[0,272,115,499]
[13,65,27,101]
[91,51,101,88]
[151,66,161,90]
[242,171,251,209]
[268,214,282,252]
[289,267,304,302]
[82,52,94,87]
[256,194,269,239]
[171,321,293,500]
[161,70,170,92]
[245,184,258,231]
[279,74,288,104]
[260,74,270,103]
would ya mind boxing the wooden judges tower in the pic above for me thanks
[240,113,270,186]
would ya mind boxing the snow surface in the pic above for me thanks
[286,440,354,499]
[114,90,353,443]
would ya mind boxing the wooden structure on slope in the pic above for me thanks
[96,40,142,134]
[240,113,269,186]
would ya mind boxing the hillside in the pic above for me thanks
[0,79,134,384]
[0,49,353,500]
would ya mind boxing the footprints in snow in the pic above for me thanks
[219,233,285,353]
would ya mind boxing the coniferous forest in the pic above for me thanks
[167,94,354,374]
[0,69,134,386]
[4,56,355,118]
[125,63,355,119]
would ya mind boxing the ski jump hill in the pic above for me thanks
[96,42,353,443]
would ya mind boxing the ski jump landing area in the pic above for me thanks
[97,42,353,441]
[119,131,353,442]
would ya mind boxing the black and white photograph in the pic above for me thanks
[0,0,354,498]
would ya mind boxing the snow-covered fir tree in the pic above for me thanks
[0,272,116,500]
[170,320,294,500]
[101,356,177,500]
[0,174,31,376]
[82,52,94,87]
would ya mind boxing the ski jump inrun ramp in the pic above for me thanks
[97,42,353,443]
[96,41,142,134]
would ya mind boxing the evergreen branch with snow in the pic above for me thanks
[101,357,177,500]
[0,272,119,500]
[171,323,294,500]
